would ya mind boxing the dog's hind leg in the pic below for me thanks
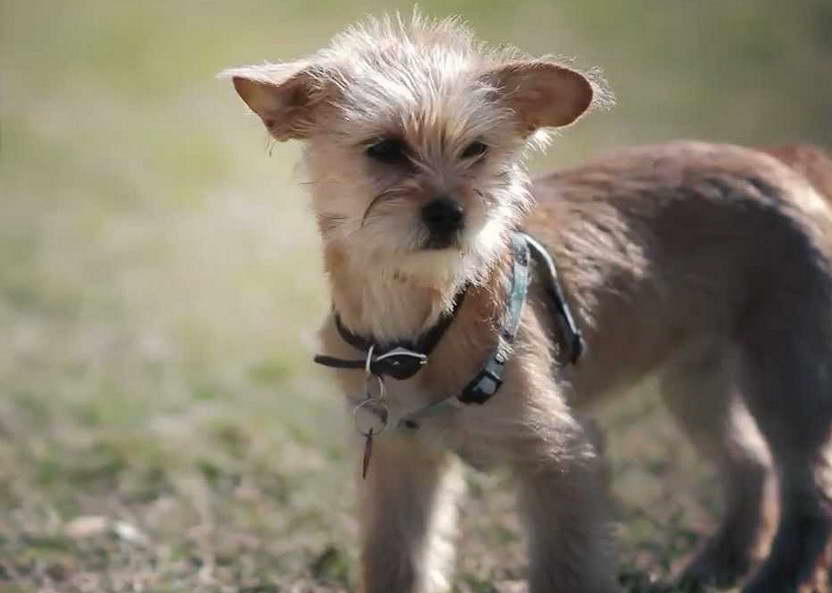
[358,435,462,593]
[735,276,832,593]
[660,343,777,589]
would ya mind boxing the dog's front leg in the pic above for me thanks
[512,424,618,593]
[516,449,618,593]
[474,386,618,593]
[358,434,462,593]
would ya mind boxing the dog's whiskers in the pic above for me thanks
[361,187,407,227]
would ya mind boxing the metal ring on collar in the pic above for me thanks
[353,394,389,438]
[364,344,376,375]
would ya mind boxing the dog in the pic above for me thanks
[224,13,832,593]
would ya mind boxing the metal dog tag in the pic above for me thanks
[353,376,388,479]
[362,430,374,479]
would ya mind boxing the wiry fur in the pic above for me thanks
[222,13,609,344]
[226,13,832,593]
[759,144,832,205]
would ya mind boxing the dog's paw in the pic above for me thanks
[675,538,756,591]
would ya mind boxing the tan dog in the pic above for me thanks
[224,14,832,593]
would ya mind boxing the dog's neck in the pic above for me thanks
[323,242,503,344]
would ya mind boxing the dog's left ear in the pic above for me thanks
[221,62,337,141]
[483,61,593,131]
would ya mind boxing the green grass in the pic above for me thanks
[1,1,830,591]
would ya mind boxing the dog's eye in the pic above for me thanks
[366,138,408,164]
[462,141,488,160]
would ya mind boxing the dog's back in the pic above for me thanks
[530,140,832,397]
[757,143,832,204]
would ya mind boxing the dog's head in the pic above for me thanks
[225,14,599,287]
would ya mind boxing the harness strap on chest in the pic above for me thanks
[458,232,530,404]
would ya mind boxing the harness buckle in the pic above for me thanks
[459,367,503,405]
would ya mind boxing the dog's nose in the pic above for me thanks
[421,197,464,237]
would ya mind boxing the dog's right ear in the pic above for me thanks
[220,62,336,141]
[482,61,594,131]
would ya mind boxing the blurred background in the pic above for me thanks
[2,1,830,592]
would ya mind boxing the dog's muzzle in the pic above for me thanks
[421,197,464,249]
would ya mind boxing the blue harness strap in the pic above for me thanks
[519,232,584,365]
[458,232,530,404]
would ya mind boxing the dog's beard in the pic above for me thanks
[342,211,510,292]
[321,170,530,289]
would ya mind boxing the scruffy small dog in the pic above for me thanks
[224,14,832,593]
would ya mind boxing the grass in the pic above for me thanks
[1,1,830,591]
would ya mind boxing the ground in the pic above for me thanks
[1,369,720,593]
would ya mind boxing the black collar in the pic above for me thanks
[313,287,467,380]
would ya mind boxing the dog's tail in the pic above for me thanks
[757,144,832,205]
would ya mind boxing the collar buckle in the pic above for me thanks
[369,346,428,380]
